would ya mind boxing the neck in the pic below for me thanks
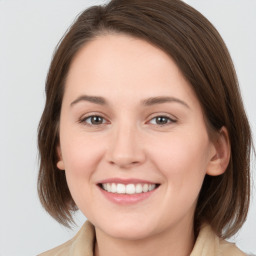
[94,220,195,256]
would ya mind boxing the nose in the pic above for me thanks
[106,123,146,169]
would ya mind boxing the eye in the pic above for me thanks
[148,116,176,126]
[81,115,107,126]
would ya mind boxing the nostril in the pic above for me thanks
[108,160,141,169]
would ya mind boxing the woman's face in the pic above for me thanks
[58,34,217,240]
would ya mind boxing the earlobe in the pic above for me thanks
[206,127,230,176]
[57,160,65,170]
[56,146,65,170]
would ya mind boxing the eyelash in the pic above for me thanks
[148,115,177,126]
[79,115,108,126]
[79,114,177,127]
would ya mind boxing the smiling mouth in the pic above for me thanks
[99,183,160,195]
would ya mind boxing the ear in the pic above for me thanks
[56,145,65,170]
[206,127,230,176]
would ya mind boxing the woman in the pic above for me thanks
[38,0,253,255]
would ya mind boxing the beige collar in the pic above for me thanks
[40,221,245,256]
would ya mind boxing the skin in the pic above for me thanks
[57,34,230,256]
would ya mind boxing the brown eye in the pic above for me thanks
[83,115,106,125]
[149,116,176,126]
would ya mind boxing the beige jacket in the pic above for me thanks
[39,221,246,256]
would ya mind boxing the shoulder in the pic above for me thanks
[191,223,247,256]
[38,221,95,256]
[219,239,247,256]
[38,239,73,256]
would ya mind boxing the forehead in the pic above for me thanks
[67,33,182,82]
[64,33,199,108]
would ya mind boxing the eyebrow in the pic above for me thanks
[71,95,107,106]
[70,95,190,109]
[141,96,190,109]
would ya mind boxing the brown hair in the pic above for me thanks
[38,0,253,238]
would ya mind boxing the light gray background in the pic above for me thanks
[0,1,255,255]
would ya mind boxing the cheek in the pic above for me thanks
[151,131,209,167]
[59,132,106,205]
[60,131,105,176]
[60,135,107,215]
[149,131,210,198]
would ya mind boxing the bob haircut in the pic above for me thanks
[38,0,253,238]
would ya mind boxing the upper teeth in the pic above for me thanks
[102,183,156,194]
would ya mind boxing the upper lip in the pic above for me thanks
[97,178,159,185]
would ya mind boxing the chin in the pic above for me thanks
[92,215,157,240]
[107,224,155,241]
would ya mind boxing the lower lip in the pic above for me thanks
[99,186,158,205]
